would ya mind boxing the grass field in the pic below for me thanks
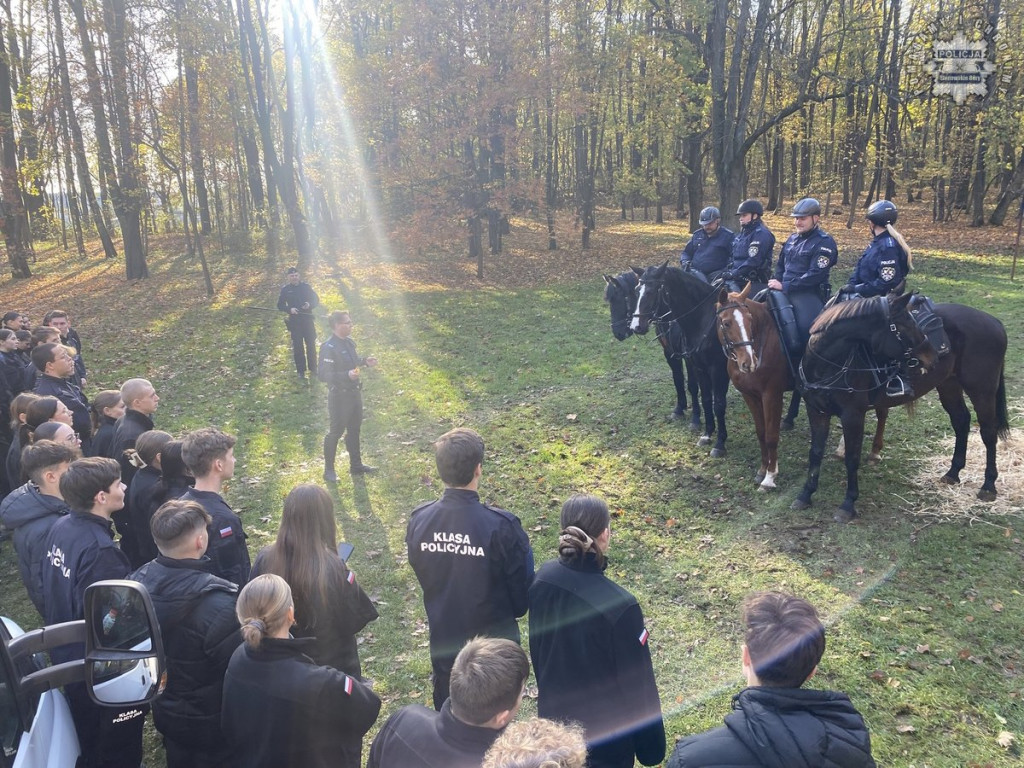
[1,206,1022,766]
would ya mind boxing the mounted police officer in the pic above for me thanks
[277,267,320,383]
[680,206,733,282]
[841,200,916,397]
[722,199,775,293]
[767,198,837,359]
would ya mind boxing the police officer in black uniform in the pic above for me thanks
[842,200,915,397]
[767,198,838,357]
[277,267,320,382]
[318,310,378,481]
[723,199,775,292]
[680,206,734,281]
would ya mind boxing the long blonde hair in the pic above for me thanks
[885,223,913,273]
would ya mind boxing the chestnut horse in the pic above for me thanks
[715,284,887,491]
[796,297,1008,521]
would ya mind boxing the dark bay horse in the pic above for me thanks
[631,263,730,457]
[797,296,1008,521]
[604,270,700,427]
[715,285,884,491]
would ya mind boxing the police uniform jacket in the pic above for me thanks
[318,334,364,390]
[667,686,876,768]
[87,414,117,459]
[366,699,502,768]
[130,556,240,749]
[34,373,92,441]
[277,282,320,322]
[529,553,665,768]
[221,636,381,768]
[251,547,379,678]
[0,482,71,615]
[180,488,251,586]
[41,511,131,664]
[405,488,534,669]
[848,231,908,297]
[729,220,776,280]
[126,465,161,567]
[773,226,838,293]
[111,408,155,485]
[680,226,735,276]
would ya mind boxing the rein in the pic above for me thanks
[715,301,765,363]
[638,277,721,359]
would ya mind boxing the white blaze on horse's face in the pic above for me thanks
[630,282,647,332]
[732,307,757,372]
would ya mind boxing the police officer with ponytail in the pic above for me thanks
[842,200,912,299]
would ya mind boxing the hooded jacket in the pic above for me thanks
[130,556,241,748]
[0,482,71,614]
[667,686,876,768]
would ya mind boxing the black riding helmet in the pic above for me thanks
[866,200,898,227]
[698,206,721,226]
[737,199,764,217]
[790,198,821,217]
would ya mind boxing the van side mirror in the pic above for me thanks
[84,581,165,706]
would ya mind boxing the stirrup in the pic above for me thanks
[885,376,912,398]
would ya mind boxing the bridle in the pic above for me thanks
[715,300,764,364]
[634,276,722,358]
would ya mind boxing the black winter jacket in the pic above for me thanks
[367,699,502,768]
[130,556,241,748]
[111,409,154,485]
[0,482,71,614]
[34,374,91,442]
[180,488,251,587]
[667,686,876,768]
[87,414,118,459]
[250,548,378,677]
[405,488,534,671]
[529,553,665,768]
[221,636,381,768]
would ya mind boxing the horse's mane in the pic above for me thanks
[662,265,716,302]
[809,296,886,338]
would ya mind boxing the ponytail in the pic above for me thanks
[885,223,913,273]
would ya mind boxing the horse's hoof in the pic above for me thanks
[710,447,726,459]
[757,484,776,493]
[939,473,960,486]
[833,507,857,524]
[697,435,711,447]
[689,421,702,433]
[754,472,766,484]
[669,410,685,421]
[781,420,795,432]
[790,497,811,511]
[977,488,997,502]
[867,453,882,465]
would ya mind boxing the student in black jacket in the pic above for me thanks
[667,592,876,768]
[86,390,124,459]
[221,574,381,768]
[110,377,160,486]
[529,494,665,768]
[130,499,241,768]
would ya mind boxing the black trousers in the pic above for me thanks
[287,316,318,375]
[164,736,234,768]
[324,388,363,470]
[65,682,146,768]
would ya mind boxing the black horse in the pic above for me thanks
[795,295,1009,521]
[631,263,731,457]
[604,270,700,427]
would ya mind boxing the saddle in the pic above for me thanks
[908,295,951,358]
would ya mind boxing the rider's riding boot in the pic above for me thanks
[885,374,913,399]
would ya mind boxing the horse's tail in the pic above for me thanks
[996,367,1010,441]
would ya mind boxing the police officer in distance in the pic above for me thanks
[841,200,915,397]
[680,206,734,281]
[277,266,320,382]
[722,199,775,292]
[767,198,838,357]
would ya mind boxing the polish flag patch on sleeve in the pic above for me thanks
[347,570,356,584]
[343,675,354,695]
[638,628,649,646]
[219,527,233,538]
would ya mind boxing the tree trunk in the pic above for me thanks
[0,16,30,277]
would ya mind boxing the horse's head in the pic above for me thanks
[603,271,639,341]
[874,292,937,373]
[715,283,762,373]
[629,263,668,335]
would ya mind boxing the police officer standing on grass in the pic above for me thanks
[680,206,734,281]
[722,199,775,292]
[318,310,378,481]
[278,266,320,383]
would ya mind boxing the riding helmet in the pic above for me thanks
[737,199,764,217]
[866,199,898,226]
[698,206,721,226]
[790,198,821,217]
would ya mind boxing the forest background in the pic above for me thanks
[0,0,1023,279]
